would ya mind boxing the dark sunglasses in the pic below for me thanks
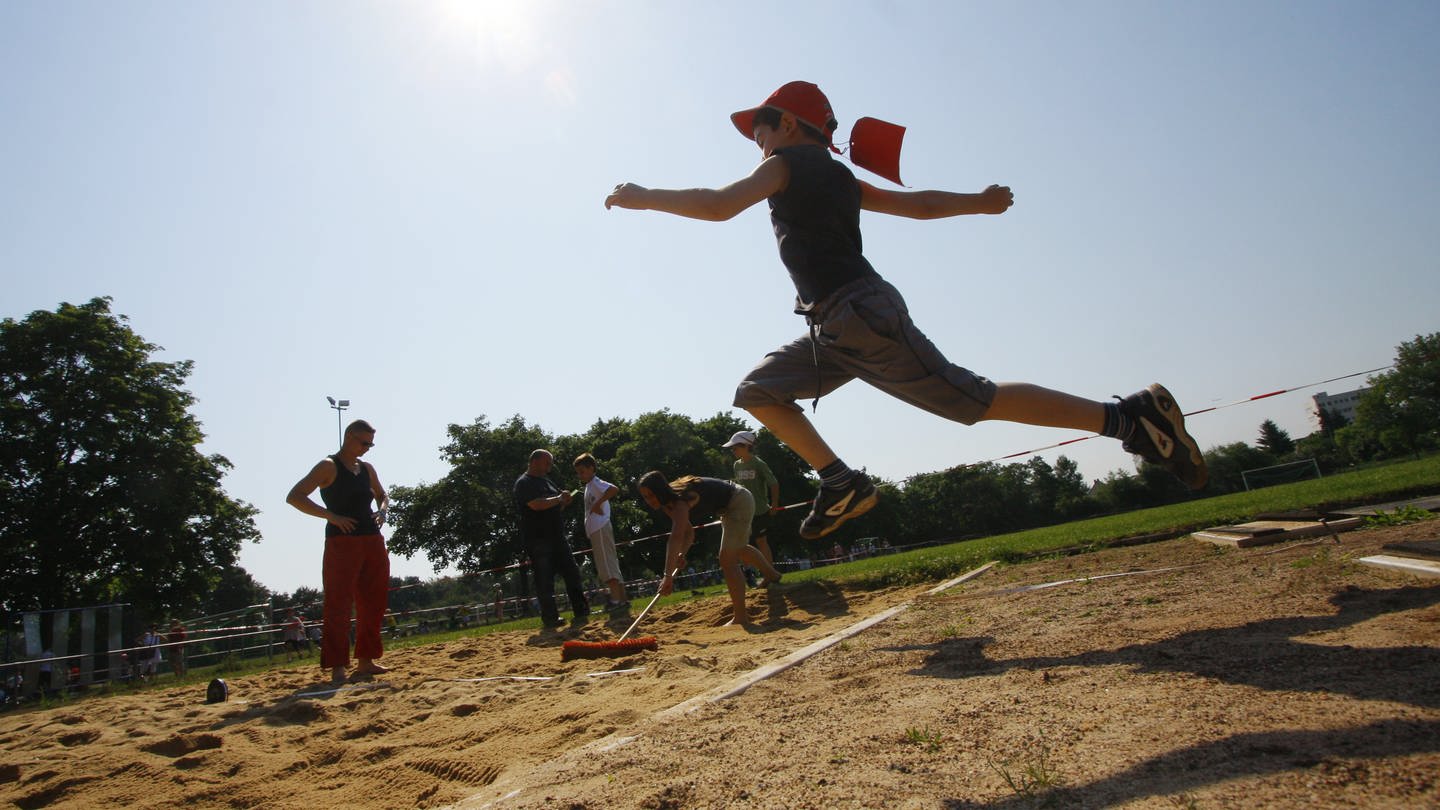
[359,440,375,448]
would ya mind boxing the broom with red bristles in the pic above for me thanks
[561,568,678,661]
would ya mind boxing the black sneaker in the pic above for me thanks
[799,473,878,539]
[1117,383,1208,490]
[541,617,566,630]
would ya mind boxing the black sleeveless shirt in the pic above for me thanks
[319,455,380,537]
[681,477,740,519]
[769,144,880,313]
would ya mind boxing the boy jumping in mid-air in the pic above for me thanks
[606,81,1206,540]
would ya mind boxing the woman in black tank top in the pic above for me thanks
[637,471,782,627]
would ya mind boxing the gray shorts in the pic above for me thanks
[733,278,997,424]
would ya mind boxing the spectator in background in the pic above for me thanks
[167,619,188,678]
[282,610,307,662]
[138,627,162,680]
[723,431,781,570]
[574,453,627,612]
[38,649,55,692]
[514,449,590,630]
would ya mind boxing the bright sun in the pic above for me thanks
[426,0,547,73]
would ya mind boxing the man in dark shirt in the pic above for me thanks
[513,449,590,629]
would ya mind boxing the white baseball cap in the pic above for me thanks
[722,430,757,448]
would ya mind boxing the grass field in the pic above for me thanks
[802,452,1440,589]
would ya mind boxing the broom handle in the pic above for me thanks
[617,567,681,642]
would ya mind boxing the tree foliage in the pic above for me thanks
[1256,419,1295,457]
[386,415,554,576]
[1199,442,1278,494]
[1341,333,1440,459]
[388,409,824,586]
[202,566,272,618]
[0,298,260,617]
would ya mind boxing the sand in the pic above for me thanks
[3,521,1438,809]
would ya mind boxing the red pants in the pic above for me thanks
[321,534,390,669]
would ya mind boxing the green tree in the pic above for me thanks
[387,414,553,577]
[1050,455,1097,519]
[1089,456,1192,510]
[0,298,260,617]
[1023,456,1093,523]
[1200,441,1278,494]
[275,586,323,616]
[898,462,1034,543]
[1089,468,1152,513]
[1257,419,1295,456]
[1292,430,1351,474]
[1315,405,1349,436]
[202,566,272,618]
[1347,333,1440,459]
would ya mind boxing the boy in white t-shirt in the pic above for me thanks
[574,453,627,610]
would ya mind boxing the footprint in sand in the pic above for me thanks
[58,729,101,747]
[139,733,223,758]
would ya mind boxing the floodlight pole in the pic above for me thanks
[326,396,350,447]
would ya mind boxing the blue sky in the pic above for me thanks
[4,1,1437,593]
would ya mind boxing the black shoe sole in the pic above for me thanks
[798,488,879,539]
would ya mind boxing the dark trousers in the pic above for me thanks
[527,536,589,623]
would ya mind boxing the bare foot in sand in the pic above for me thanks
[352,659,389,676]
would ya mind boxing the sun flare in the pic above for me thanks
[427,0,548,74]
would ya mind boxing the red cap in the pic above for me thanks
[730,83,908,185]
[730,81,838,145]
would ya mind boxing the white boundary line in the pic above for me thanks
[441,667,646,684]
[997,564,1198,594]
[649,563,999,722]
[585,667,645,678]
[1358,554,1440,578]
[446,676,553,683]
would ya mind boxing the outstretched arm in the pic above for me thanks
[605,156,788,221]
[859,181,1013,219]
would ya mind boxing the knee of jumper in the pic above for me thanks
[733,380,803,412]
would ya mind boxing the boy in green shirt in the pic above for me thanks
[722,430,780,569]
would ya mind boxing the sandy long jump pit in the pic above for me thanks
[3,521,1439,808]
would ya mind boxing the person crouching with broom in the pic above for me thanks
[636,471,783,627]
